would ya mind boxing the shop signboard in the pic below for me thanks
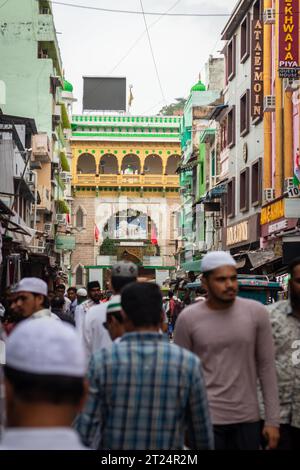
[279,0,300,78]
[261,198,300,237]
[156,270,169,286]
[251,19,264,121]
[55,235,76,251]
[224,214,260,249]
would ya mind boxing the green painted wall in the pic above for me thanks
[0,0,61,138]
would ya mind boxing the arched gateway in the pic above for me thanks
[70,114,181,286]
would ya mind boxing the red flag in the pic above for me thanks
[94,224,100,243]
[151,224,158,245]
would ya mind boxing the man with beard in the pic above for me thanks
[174,251,280,450]
[10,278,59,322]
[260,258,300,449]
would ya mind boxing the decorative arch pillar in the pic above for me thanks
[139,150,147,174]
[117,155,123,174]
[94,150,101,173]
[162,151,169,175]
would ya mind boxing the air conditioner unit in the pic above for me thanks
[44,223,52,234]
[264,188,275,202]
[56,214,67,225]
[283,78,300,92]
[264,96,275,112]
[263,8,275,24]
[214,218,223,229]
[26,171,36,186]
[284,178,295,192]
[52,105,61,124]
[61,172,71,183]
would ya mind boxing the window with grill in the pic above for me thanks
[227,106,236,148]
[211,149,216,178]
[251,158,262,206]
[227,36,236,81]
[227,178,236,218]
[76,266,84,286]
[240,14,250,63]
[240,168,250,212]
[240,90,250,137]
[76,207,84,228]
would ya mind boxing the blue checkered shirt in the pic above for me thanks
[75,332,213,450]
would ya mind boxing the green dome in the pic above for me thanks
[63,80,73,93]
[191,79,206,92]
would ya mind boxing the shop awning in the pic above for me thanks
[14,178,36,203]
[0,199,14,216]
[181,259,202,272]
[0,215,33,236]
[235,258,247,269]
[200,183,228,203]
[176,156,198,173]
[248,251,282,270]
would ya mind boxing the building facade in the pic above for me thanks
[0,0,75,282]
[0,114,41,288]
[177,57,224,272]
[220,0,264,266]
[259,0,300,273]
[70,115,181,287]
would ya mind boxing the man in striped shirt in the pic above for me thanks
[75,283,213,450]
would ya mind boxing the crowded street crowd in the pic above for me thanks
[0,252,299,450]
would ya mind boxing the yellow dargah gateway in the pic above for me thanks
[70,113,182,286]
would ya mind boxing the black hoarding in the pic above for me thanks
[83,77,126,112]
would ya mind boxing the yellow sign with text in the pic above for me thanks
[261,200,284,225]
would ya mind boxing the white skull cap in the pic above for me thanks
[77,288,88,297]
[14,278,48,296]
[6,318,86,377]
[201,251,237,273]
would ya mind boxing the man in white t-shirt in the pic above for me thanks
[83,261,138,363]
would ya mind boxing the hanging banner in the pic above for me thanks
[279,0,300,78]
[251,19,264,121]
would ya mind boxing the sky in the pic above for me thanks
[52,0,238,115]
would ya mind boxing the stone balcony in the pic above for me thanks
[72,174,179,188]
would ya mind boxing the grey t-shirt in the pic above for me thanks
[174,297,280,427]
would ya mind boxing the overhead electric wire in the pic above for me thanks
[141,34,224,116]
[139,0,167,106]
[49,1,231,17]
[0,0,10,9]
[141,99,165,115]
[107,0,182,75]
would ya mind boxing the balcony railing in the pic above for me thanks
[73,174,180,188]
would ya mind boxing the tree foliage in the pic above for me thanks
[159,97,186,116]
[100,237,117,255]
